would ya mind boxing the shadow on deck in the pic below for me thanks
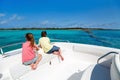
[67,64,110,80]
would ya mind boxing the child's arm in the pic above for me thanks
[34,44,39,51]
[38,44,42,48]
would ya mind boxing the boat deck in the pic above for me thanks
[20,49,100,80]
[0,42,115,80]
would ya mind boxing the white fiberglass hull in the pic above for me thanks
[0,42,120,80]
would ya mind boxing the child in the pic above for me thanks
[38,31,64,61]
[22,33,42,70]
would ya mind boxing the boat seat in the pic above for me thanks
[80,64,110,80]
[110,54,120,80]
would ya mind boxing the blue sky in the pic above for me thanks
[0,0,120,29]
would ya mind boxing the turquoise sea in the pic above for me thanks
[0,30,120,53]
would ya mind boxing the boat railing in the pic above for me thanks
[50,39,70,43]
[0,39,70,55]
[97,51,119,64]
[0,42,23,55]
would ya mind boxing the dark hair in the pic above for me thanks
[41,31,47,37]
[25,33,34,47]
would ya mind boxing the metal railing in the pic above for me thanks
[50,39,70,43]
[97,51,119,64]
[0,39,70,55]
[0,42,23,55]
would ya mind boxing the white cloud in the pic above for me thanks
[0,14,24,25]
[0,20,8,24]
[41,20,49,25]
[0,13,5,17]
[16,16,24,20]
[9,14,17,20]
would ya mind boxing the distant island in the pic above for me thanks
[0,27,117,30]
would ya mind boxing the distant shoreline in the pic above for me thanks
[0,27,119,31]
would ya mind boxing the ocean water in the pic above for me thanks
[0,29,120,53]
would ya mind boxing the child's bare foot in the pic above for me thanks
[61,57,64,61]
[31,64,37,70]
[31,64,35,70]
[33,64,37,70]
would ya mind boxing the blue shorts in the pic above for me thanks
[47,46,60,54]
[23,55,38,65]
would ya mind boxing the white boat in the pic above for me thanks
[0,42,120,80]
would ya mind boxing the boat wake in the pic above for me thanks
[83,29,112,45]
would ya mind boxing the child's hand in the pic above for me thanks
[36,48,39,51]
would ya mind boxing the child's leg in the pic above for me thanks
[33,54,42,69]
[58,49,64,61]
[53,49,64,61]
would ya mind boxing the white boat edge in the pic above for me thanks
[0,42,120,80]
